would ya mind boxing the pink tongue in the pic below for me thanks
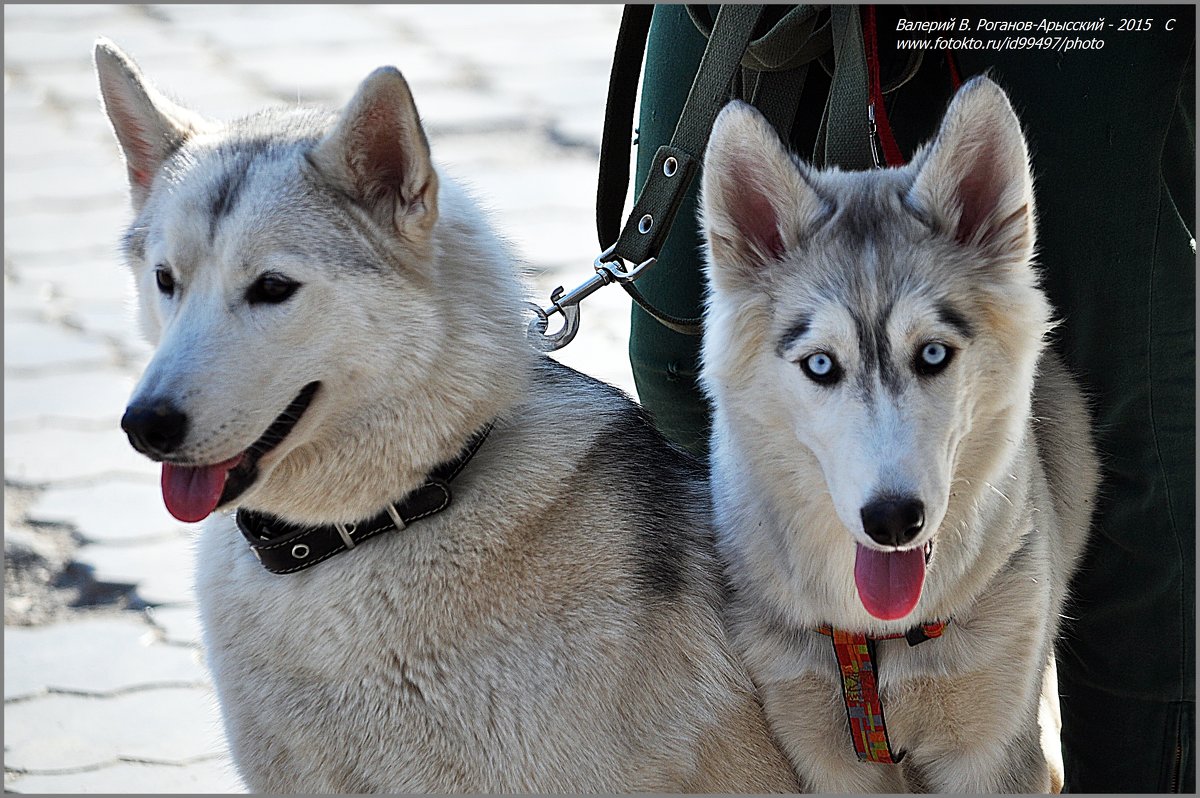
[854,544,926,620]
[161,455,243,523]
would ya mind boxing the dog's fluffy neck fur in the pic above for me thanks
[240,173,534,525]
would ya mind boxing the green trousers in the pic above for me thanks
[628,5,1194,792]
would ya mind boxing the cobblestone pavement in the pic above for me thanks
[4,5,637,792]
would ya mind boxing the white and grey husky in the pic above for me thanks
[94,40,798,793]
[699,78,1099,792]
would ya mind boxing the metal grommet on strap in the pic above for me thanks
[637,214,654,234]
[662,156,678,177]
[291,544,310,559]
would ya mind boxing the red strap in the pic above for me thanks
[863,6,964,168]
[944,49,963,88]
[863,5,904,167]
[816,620,947,643]
[817,620,949,764]
[830,629,902,763]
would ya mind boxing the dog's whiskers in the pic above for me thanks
[983,481,1014,506]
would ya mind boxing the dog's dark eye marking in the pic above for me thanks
[154,265,176,297]
[936,302,975,339]
[775,316,812,358]
[246,273,301,305]
[800,351,842,385]
[914,341,955,377]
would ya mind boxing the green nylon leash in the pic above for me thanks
[600,4,765,336]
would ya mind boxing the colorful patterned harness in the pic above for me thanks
[815,621,949,764]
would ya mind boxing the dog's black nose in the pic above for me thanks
[121,400,188,457]
[860,496,925,547]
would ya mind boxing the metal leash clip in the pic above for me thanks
[868,102,884,170]
[526,244,656,352]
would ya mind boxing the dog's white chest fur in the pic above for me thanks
[197,514,488,791]
[196,510,622,793]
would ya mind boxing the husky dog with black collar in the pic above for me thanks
[699,78,1099,792]
[94,40,799,793]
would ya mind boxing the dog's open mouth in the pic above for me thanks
[853,538,936,622]
[160,382,320,522]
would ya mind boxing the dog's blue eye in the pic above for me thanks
[801,352,841,384]
[808,353,833,374]
[154,266,175,297]
[915,342,954,376]
[247,273,301,305]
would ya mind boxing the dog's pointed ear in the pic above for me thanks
[309,67,438,237]
[701,101,827,289]
[908,77,1034,263]
[94,38,210,210]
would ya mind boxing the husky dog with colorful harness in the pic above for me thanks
[94,39,799,793]
[699,77,1099,792]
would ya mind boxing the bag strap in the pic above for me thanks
[595,4,653,256]
[597,4,766,335]
[688,4,831,72]
[598,4,872,337]
[814,4,875,169]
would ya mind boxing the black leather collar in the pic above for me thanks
[236,422,494,575]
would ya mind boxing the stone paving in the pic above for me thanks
[4,4,637,792]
